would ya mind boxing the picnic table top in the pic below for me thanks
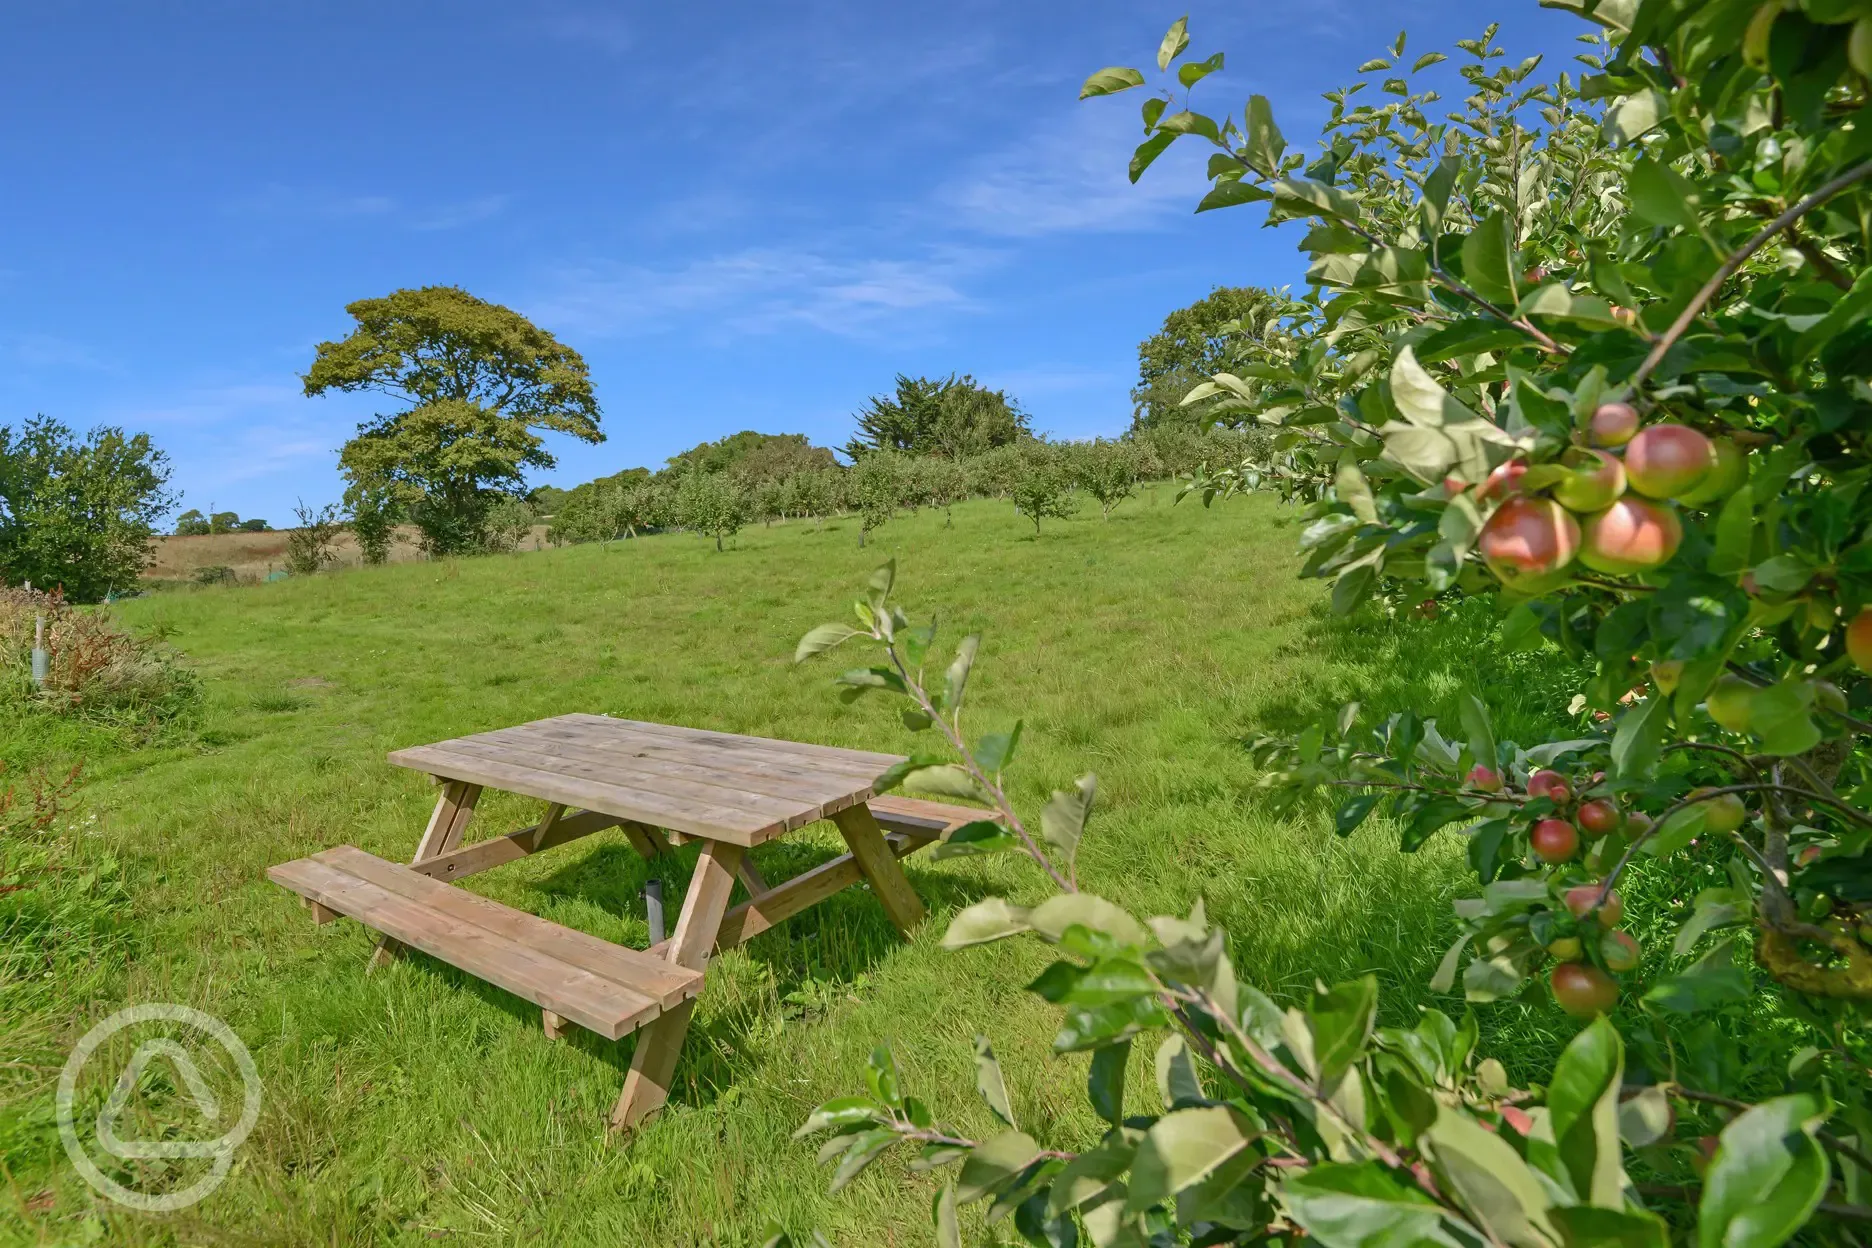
[386,714,905,847]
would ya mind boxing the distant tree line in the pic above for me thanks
[173,508,270,535]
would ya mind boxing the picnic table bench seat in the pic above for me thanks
[268,715,996,1129]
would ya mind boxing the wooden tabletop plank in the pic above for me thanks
[316,846,700,1006]
[386,745,779,844]
[511,717,892,785]
[269,856,666,1039]
[474,723,878,811]
[560,714,900,769]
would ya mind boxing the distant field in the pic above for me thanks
[4,492,1584,1244]
[145,525,553,583]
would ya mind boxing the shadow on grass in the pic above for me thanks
[392,833,1000,1112]
[1241,596,1587,748]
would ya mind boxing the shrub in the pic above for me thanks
[284,501,343,575]
[1010,448,1075,534]
[0,586,199,727]
[482,496,536,553]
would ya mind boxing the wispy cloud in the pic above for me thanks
[941,104,1204,237]
[225,185,509,231]
[108,381,344,491]
[11,333,117,372]
[530,244,998,340]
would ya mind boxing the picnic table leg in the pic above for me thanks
[610,840,745,1132]
[831,803,926,936]
[371,781,481,969]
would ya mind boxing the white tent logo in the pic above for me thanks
[58,1004,262,1211]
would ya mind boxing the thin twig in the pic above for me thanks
[1633,157,1872,388]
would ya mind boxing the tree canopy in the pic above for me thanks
[846,374,1031,460]
[664,431,837,483]
[305,287,604,555]
[0,417,173,600]
[1130,285,1310,428]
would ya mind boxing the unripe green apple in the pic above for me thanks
[1548,936,1584,961]
[1625,424,1716,500]
[1479,497,1581,589]
[1704,674,1756,733]
[1676,437,1748,507]
[1652,659,1684,694]
[1688,787,1746,834]
[1580,498,1683,574]
[1553,448,1627,513]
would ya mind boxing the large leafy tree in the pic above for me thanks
[0,417,172,601]
[781,3,1872,1245]
[1130,285,1311,428]
[664,431,837,484]
[304,286,603,555]
[847,374,1031,461]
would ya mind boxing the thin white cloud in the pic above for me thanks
[530,245,998,340]
[941,104,1206,237]
[12,333,116,372]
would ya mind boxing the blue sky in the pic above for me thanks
[0,1,1585,525]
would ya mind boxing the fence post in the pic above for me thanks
[32,613,48,689]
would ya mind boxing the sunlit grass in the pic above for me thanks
[4,491,1588,1244]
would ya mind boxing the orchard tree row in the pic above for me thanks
[781,3,1872,1247]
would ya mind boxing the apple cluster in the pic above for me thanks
[1468,406,1746,591]
[1470,762,1660,1018]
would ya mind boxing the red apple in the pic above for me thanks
[1580,498,1683,574]
[1564,884,1623,927]
[1688,787,1746,834]
[1601,930,1640,972]
[1849,608,1872,674]
[1577,799,1621,838]
[1625,424,1716,500]
[1676,437,1748,507]
[1531,818,1580,863]
[1553,448,1627,513]
[1467,764,1504,792]
[1590,402,1640,447]
[1551,963,1619,1017]
[1527,769,1572,805]
[1476,458,1531,502]
[1479,497,1581,588]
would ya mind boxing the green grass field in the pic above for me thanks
[2,492,1588,1245]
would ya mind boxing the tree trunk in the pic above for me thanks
[859,528,867,548]
[715,533,723,552]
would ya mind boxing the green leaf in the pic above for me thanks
[1335,791,1381,836]
[1618,1084,1674,1149]
[1460,211,1518,306]
[1549,1207,1671,1248]
[1088,1041,1130,1125]
[1055,995,1164,1052]
[1273,177,1363,223]
[1156,16,1190,71]
[942,897,1033,948]
[1412,51,1449,71]
[865,560,895,611]
[904,763,988,802]
[1196,180,1272,212]
[1673,888,1749,955]
[1747,679,1821,757]
[1143,96,1168,132]
[1421,1104,1558,1246]
[1698,1093,1830,1248]
[1127,1106,1261,1213]
[1545,1017,1626,1207]
[1390,346,1481,428]
[1429,933,1472,993]
[1041,774,1097,874]
[1155,1033,1204,1109]
[1458,692,1498,778]
[1644,941,1749,1014]
[794,623,861,662]
[1177,51,1223,87]
[934,1182,961,1248]
[957,1130,1041,1204]
[1627,158,1703,233]
[1420,154,1459,235]
[829,1128,897,1192]
[1129,130,1177,183]
[974,1035,1017,1128]
[794,1096,886,1138]
[945,634,979,711]
[1244,94,1285,173]
[1049,1131,1137,1216]
[931,820,1020,860]
[1029,892,1150,948]
[1335,450,1378,523]
[1282,1162,1453,1248]
[1308,976,1378,1087]
[975,720,1022,774]
[866,1045,902,1107]
[1081,66,1147,99]
[1609,696,1669,780]
[1603,89,1665,144]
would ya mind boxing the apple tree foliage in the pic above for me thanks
[775,1,1872,1243]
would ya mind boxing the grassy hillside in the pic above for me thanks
[3,492,1582,1245]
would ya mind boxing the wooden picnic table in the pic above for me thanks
[268,714,987,1130]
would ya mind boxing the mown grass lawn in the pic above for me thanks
[3,491,1585,1245]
